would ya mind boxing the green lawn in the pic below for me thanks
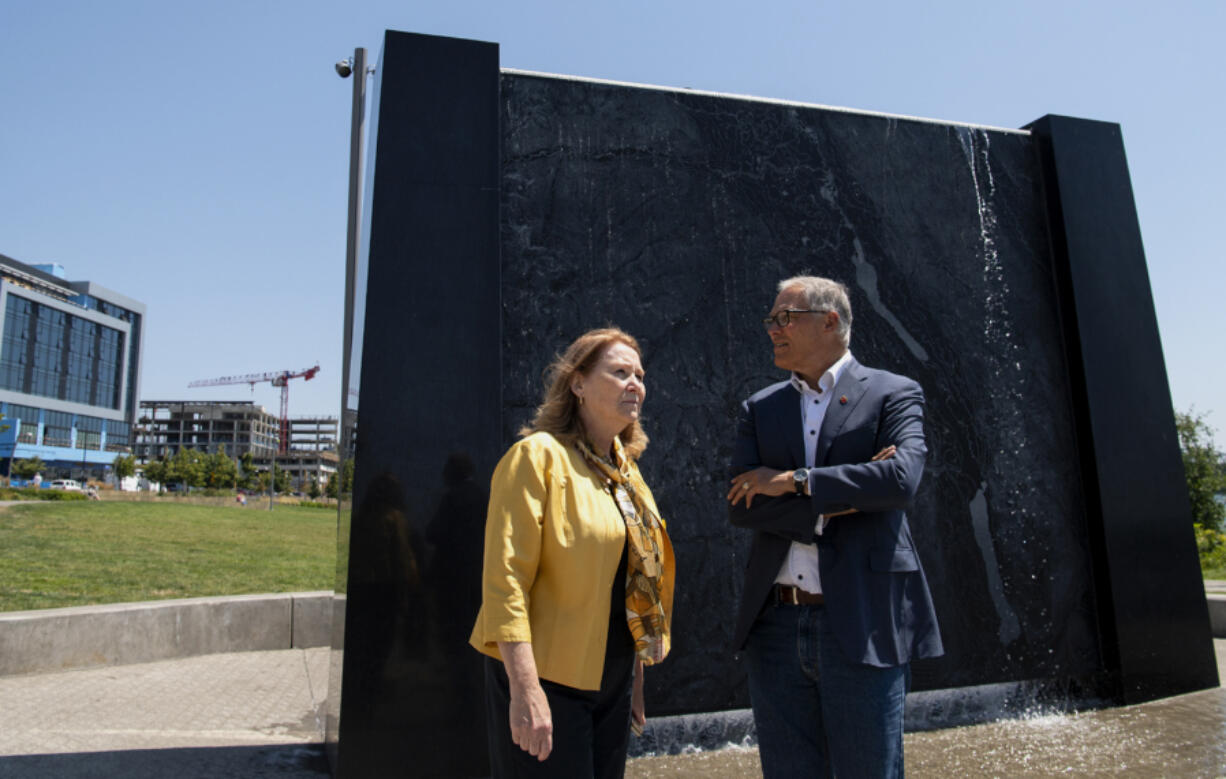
[1203,565,1226,581]
[0,501,337,612]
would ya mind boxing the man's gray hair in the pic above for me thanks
[777,275,852,347]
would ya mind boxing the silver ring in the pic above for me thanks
[742,482,751,490]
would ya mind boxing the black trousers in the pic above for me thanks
[484,651,634,779]
[485,549,635,778]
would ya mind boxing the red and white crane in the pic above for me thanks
[188,364,321,454]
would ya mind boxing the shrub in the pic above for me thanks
[0,487,88,501]
[1196,523,1226,574]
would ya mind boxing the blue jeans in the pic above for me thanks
[744,601,909,778]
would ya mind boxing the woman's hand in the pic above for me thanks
[726,467,790,508]
[499,641,553,761]
[631,659,646,736]
[508,683,553,760]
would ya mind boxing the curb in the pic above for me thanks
[0,592,333,676]
[1207,593,1226,638]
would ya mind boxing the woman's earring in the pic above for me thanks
[578,395,584,406]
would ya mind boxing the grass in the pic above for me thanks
[0,500,338,612]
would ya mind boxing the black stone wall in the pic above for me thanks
[328,30,1216,777]
[500,74,1100,710]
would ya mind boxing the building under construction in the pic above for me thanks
[135,400,337,491]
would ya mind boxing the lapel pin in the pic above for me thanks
[839,395,848,405]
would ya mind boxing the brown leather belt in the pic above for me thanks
[775,584,824,606]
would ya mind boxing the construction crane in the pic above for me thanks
[188,365,321,454]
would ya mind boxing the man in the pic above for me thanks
[727,275,942,778]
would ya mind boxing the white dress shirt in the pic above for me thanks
[773,350,853,595]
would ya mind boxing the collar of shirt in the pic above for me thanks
[789,349,853,397]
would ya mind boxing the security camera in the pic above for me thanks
[335,58,352,78]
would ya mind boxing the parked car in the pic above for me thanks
[48,479,82,491]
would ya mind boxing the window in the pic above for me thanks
[0,296,32,393]
[106,420,131,451]
[43,410,72,448]
[0,295,125,409]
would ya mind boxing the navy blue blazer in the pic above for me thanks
[729,356,943,668]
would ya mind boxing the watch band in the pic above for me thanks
[793,468,808,495]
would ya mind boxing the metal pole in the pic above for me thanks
[341,46,368,457]
[269,438,275,511]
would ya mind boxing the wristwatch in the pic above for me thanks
[793,468,809,496]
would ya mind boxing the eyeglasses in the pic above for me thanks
[762,309,827,329]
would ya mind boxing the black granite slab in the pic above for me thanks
[329,31,499,778]
[499,74,1100,709]
[1028,115,1218,703]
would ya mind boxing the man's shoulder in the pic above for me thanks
[850,361,922,393]
[745,379,794,405]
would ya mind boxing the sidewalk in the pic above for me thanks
[0,648,330,778]
[3,637,1225,778]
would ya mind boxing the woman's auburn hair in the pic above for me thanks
[519,327,649,459]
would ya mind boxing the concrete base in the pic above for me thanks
[1206,593,1226,638]
[0,592,332,676]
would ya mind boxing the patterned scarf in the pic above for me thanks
[576,437,674,665]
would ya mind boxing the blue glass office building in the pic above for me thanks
[0,253,145,479]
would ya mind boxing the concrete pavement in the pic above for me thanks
[3,591,1225,778]
[0,648,330,778]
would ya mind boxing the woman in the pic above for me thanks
[470,327,675,778]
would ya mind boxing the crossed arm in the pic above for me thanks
[726,382,926,541]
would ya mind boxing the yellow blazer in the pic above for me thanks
[469,431,667,690]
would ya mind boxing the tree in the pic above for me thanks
[273,464,292,494]
[325,458,354,500]
[112,453,136,480]
[143,457,169,488]
[169,447,206,489]
[203,446,238,489]
[307,474,321,500]
[12,456,44,480]
[1177,410,1226,532]
[238,452,260,491]
[340,457,354,494]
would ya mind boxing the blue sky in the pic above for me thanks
[2,1,1222,445]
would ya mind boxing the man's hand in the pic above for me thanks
[726,466,791,508]
[727,445,898,510]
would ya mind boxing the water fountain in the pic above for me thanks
[326,30,1215,776]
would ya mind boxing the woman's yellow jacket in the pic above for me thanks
[469,431,673,690]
